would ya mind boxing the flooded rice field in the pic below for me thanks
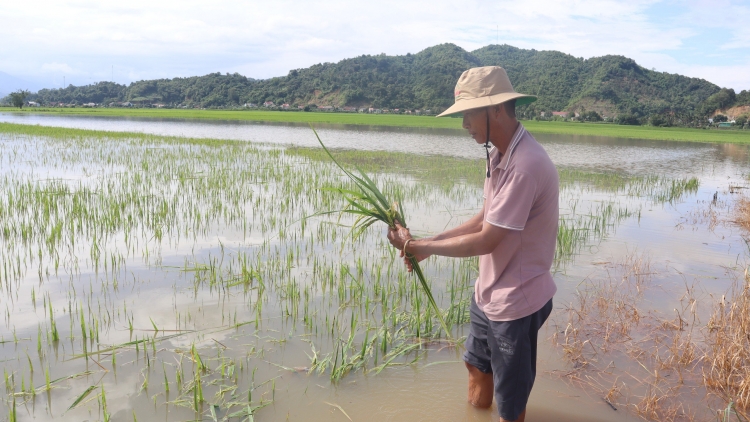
[1,113,750,421]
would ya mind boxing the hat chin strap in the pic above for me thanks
[485,110,491,178]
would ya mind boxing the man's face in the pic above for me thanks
[462,108,489,145]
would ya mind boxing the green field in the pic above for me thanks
[3,106,750,143]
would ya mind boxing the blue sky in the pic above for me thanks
[1,0,748,92]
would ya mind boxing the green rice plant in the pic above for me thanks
[163,363,169,392]
[9,397,16,422]
[311,127,451,338]
[101,385,110,422]
[66,385,97,413]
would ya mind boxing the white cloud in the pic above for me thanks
[0,0,748,90]
[681,63,750,92]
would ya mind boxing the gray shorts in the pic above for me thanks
[463,296,553,421]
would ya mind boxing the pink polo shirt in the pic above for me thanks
[476,124,558,321]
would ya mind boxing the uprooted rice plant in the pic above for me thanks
[0,123,719,421]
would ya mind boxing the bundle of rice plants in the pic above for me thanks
[311,127,451,338]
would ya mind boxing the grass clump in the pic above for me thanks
[704,271,750,415]
[735,196,750,232]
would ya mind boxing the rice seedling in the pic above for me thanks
[311,127,451,338]
[66,385,97,413]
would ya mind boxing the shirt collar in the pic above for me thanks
[488,123,526,173]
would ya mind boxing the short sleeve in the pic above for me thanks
[485,171,537,230]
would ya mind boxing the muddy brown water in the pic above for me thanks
[1,112,749,421]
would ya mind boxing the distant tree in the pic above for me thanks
[617,113,641,125]
[581,111,603,122]
[701,89,736,115]
[713,114,728,123]
[649,114,670,127]
[10,90,30,109]
[735,115,748,127]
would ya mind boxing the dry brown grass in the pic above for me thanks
[703,270,750,415]
[545,196,750,421]
[553,251,653,366]
[735,196,750,232]
[549,252,733,421]
[678,197,726,232]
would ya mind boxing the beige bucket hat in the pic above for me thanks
[437,66,536,117]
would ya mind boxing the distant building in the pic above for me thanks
[718,122,733,128]
[27,101,40,107]
[319,106,334,111]
[552,111,567,117]
[281,103,290,109]
[263,101,275,107]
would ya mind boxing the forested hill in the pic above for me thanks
[23,43,749,119]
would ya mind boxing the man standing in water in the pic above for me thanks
[387,66,558,422]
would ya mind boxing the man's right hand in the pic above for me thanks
[387,222,431,272]
[386,221,412,251]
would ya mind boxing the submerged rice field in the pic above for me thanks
[0,119,749,421]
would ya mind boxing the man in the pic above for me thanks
[387,66,558,422]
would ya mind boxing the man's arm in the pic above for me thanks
[428,209,485,242]
[389,219,508,259]
[391,207,485,269]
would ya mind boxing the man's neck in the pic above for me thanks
[490,120,520,155]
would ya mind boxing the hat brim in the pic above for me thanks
[436,92,537,118]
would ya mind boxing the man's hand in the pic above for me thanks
[387,221,411,250]
[399,248,430,272]
[387,222,431,272]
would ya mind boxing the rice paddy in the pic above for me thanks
[4,107,750,144]
[0,118,748,421]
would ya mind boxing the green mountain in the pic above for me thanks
[21,43,749,119]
